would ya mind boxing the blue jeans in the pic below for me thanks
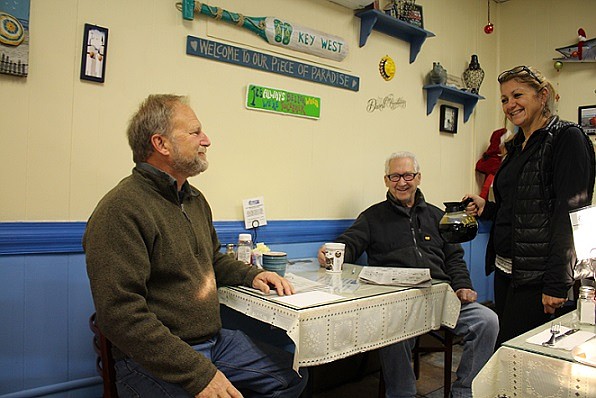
[379,302,498,398]
[114,329,308,397]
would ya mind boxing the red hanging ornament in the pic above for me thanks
[484,0,494,34]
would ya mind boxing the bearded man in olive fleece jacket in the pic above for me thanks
[84,94,307,398]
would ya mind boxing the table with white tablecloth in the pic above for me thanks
[218,260,461,370]
[473,311,596,398]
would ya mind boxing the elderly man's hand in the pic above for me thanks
[455,288,478,304]
[252,271,294,296]
[317,245,327,268]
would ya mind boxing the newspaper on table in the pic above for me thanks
[358,266,432,288]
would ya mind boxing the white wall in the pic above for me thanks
[497,0,596,123]
[0,0,593,222]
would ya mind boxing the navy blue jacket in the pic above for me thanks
[337,190,473,292]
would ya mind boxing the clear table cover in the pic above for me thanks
[473,311,596,397]
[218,260,461,370]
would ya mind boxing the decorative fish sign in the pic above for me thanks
[177,1,349,62]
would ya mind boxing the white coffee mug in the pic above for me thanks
[324,242,345,273]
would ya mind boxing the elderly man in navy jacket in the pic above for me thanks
[318,151,498,398]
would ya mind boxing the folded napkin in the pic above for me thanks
[526,326,596,350]
[572,339,596,367]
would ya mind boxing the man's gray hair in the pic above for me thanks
[385,151,420,174]
[127,94,188,163]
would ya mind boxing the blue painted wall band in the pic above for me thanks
[0,219,491,256]
[0,220,356,256]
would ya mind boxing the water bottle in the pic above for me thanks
[236,233,252,264]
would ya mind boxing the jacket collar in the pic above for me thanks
[386,189,427,213]
[511,115,559,147]
[134,162,199,203]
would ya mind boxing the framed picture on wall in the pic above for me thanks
[578,105,596,135]
[440,105,458,133]
[399,3,423,29]
[80,23,108,83]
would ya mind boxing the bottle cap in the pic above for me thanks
[239,233,252,241]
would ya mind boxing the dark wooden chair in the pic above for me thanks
[89,312,118,398]
[413,327,460,398]
[378,327,460,398]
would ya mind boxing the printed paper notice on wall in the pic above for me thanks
[242,196,267,229]
[246,84,321,119]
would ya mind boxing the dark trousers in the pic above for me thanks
[493,269,562,348]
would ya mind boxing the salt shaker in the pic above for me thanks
[225,243,235,258]
[578,285,596,325]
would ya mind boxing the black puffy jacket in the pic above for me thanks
[483,116,595,297]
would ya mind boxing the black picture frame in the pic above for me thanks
[400,3,423,29]
[440,105,458,133]
[80,23,108,83]
[578,105,596,135]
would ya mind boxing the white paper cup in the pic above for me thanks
[324,242,345,273]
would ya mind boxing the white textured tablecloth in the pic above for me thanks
[219,283,460,369]
[473,346,596,398]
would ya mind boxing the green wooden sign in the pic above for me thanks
[245,84,321,119]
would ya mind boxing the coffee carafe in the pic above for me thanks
[439,198,478,243]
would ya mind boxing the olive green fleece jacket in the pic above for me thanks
[83,163,264,395]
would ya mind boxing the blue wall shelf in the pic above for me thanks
[423,84,485,123]
[355,10,435,63]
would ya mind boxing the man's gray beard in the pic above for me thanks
[174,157,209,177]
[171,146,209,177]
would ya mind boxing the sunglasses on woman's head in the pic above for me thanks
[498,66,542,84]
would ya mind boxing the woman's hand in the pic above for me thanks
[542,293,567,314]
[463,194,486,217]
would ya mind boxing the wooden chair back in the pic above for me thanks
[89,312,118,398]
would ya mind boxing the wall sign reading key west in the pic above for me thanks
[179,0,348,62]
[246,84,321,119]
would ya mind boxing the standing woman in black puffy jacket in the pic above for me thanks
[465,66,595,348]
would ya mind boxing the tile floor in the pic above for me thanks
[313,343,463,398]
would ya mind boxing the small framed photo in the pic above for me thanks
[440,105,458,133]
[578,105,596,135]
[80,23,108,83]
[399,2,423,28]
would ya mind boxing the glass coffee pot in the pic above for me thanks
[439,198,478,243]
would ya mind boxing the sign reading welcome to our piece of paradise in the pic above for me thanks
[246,84,321,119]
[186,36,359,92]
